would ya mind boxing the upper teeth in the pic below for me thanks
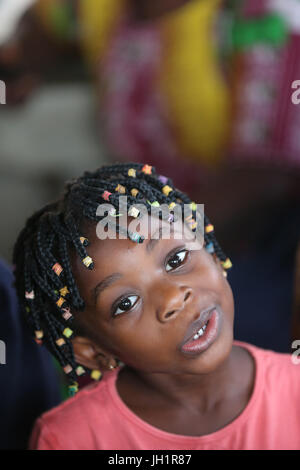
[193,322,207,340]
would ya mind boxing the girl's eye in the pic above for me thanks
[166,249,189,272]
[113,295,139,316]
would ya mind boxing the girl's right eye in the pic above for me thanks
[113,295,139,317]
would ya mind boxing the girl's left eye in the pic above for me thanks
[166,249,189,272]
[113,295,139,316]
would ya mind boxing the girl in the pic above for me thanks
[13,162,300,450]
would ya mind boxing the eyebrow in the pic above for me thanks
[92,273,123,305]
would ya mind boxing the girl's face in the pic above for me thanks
[72,215,234,375]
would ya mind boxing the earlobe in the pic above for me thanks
[72,336,119,371]
[72,336,106,371]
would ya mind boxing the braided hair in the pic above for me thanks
[13,162,232,396]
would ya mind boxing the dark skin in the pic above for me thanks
[71,214,255,436]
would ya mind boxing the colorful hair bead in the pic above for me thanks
[80,237,89,247]
[190,202,198,212]
[35,330,44,340]
[109,207,116,216]
[162,185,173,196]
[158,175,168,185]
[115,184,126,194]
[76,366,85,376]
[168,214,174,223]
[129,232,144,244]
[102,191,112,201]
[142,164,152,174]
[62,307,72,321]
[52,263,63,276]
[205,224,214,233]
[56,337,66,347]
[205,242,215,254]
[25,290,35,300]
[169,202,176,210]
[131,188,139,197]
[222,258,232,270]
[128,168,136,177]
[56,297,65,308]
[63,327,73,338]
[91,369,102,381]
[60,286,69,297]
[188,219,197,230]
[128,206,140,218]
[82,256,93,268]
[63,364,73,374]
[68,382,78,397]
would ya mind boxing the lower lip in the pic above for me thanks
[180,309,220,356]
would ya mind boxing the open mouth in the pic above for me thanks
[179,307,220,356]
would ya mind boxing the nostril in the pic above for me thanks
[165,310,176,319]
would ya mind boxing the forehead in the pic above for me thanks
[71,213,203,293]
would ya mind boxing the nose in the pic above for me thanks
[156,284,193,323]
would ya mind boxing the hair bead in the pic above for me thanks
[131,188,139,197]
[60,286,69,297]
[25,290,35,299]
[205,224,214,233]
[62,307,72,321]
[162,185,173,196]
[158,175,168,184]
[56,297,65,308]
[63,327,73,338]
[115,184,126,194]
[52,263,63,276]
[222,258,232,270]
[63,364,73,374]
[91,369,102,381]
[128,206,140,218]
[82,256,93,269]
[80,237,89,247]
[102,191,112,201]
[205,242,215,254]
[142,164,152,174]
[56,337,66,347]
[128,231,145,244]
[76,366,85,376]
[35,330,44,340]
[168,202,176,210]
[68,382,79,397]
[128,168,136,177]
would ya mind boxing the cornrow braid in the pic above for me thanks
[13,162,232,395]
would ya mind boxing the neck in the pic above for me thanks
[123,345,241,414]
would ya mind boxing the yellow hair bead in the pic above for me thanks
[91,369,102,381]
[169,202,176,210]
[63,327,73,338]
[83,256,93,268]
[128,206,140,218]
[56,297,65,308]
[162,185,173,196]
[56,338,66,347]
[35,330,44,340]
[205,224,214,233]
[60,286,69,297]
[128,168,136,177]
[115,184,126,194]
[190,202,197,212]
[131,188,139,197]
[222,258,232,270]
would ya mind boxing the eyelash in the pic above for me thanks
[112,248,189,317]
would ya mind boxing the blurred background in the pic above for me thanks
[0,0,300,446]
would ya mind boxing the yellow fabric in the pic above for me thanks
[158,0,230,166]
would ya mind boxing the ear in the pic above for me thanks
[72,336,118,371]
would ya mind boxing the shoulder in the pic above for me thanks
[235,340,300,393]
[30,372,116,450]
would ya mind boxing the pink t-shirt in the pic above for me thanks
[29,341,300,450]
